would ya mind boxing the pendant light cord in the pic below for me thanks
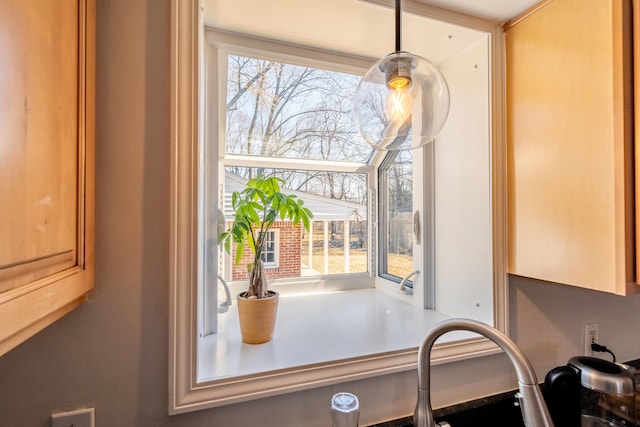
[395,0,401,52]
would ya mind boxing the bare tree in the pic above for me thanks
[224,55,371,201]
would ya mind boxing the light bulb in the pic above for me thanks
[353,51,450,150]
[386,86,413,123]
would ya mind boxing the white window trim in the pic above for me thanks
[169,0,509,415]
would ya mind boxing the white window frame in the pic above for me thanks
[169,0,508,415]
[377,148,434,294]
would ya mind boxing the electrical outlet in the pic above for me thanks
[51,407,94,427]
[584,323,599,356]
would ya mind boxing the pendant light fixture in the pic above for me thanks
[353,0,450,150]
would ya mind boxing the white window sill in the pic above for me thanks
[193,289,500,411]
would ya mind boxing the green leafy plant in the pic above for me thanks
[218,174,314,298]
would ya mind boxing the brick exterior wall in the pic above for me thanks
[231,221,302,281]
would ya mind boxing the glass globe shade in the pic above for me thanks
[353,51,450,150]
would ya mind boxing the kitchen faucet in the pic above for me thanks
[414,318,554,427]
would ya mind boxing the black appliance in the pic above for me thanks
[544,356,636,426]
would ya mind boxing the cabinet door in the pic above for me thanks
[505,0,637,295]
[0,0,95,355]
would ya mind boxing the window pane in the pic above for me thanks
[303,220,368,275]
[381,150,414,280]
[260,231,277,266]
[222,168,368,279]
[225,55,373,162]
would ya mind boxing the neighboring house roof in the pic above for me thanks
[224,172,367,222]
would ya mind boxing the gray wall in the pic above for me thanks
[2,1,640,426]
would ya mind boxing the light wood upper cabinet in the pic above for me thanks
[0,0,95,356]
[505,0,639,295]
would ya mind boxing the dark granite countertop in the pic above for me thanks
[368,389,524,427]
[370,358,640,427]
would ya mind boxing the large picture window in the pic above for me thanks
[169,5,505,411]
[217,53,374,287]
[199,35,446,382]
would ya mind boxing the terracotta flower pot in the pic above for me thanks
[236,291,279,344]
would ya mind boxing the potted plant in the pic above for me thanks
[218,174,313,344]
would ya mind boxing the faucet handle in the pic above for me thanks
[514,392,525,416]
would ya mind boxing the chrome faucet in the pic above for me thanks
[414,318,554,427]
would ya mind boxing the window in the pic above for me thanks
[379,150,416,282]
[217,51,372,286]
[211,44,438,333]
[220,166,370,283]
[170,0,507,414]
[260,230,278,268]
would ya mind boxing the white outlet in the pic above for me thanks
[584,323,599,356]
[51,407,95,427]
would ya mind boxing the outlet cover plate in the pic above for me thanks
[51,407,95,427]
